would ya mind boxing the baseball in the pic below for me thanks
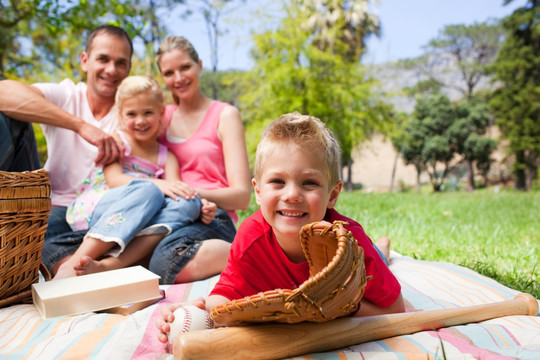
[167,305,214,346]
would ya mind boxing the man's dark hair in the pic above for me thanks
[85,25,133,58]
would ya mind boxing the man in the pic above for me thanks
[0,25,133,274]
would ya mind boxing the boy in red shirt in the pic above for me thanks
[156,112,404,342]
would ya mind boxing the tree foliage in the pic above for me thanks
[0,0,185,81]
[239,0,393,190]
[420,20,505,97]
[299,0,380,60]
[178,0,245,99]
[489,0,540,191]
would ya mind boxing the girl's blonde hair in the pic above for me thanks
[115,75,164,131]
[254,112,342,188]
[156,36,200,105]
[116,75,164,112]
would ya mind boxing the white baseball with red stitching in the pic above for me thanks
[168,305,214,346]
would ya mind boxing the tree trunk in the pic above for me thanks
[345,159,353,191]
[524,150,537,192]
[466,159,475,191]
[514,151,527,191]
[389,151,399,192]
[525,165,535,191]
[416,166,421,193]
[211,71,218,100]
[515,170,527,190]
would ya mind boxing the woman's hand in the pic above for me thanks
[152,179,197,201]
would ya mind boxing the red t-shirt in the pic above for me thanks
[210,209,401,308]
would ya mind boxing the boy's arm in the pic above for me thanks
[205,294,229,312]
[354,293,405,317]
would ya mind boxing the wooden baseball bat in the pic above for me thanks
[173,293,538,360]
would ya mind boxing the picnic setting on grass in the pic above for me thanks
[1,1,540,359]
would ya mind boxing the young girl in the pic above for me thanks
[56,75,216,279]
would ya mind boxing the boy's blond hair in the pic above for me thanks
[254,112,342,188]
[115,75,164,114]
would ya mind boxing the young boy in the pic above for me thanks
[156,112,404,342]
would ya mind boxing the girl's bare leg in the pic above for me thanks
[53,236,115,280]
[75,234,165,276]
[174,239,231,284]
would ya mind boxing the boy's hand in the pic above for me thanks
[200,198,217,224]
[155,297,206,344]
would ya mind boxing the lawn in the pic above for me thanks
[238,188,540,299]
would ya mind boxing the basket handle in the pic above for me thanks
[40,263,52,281]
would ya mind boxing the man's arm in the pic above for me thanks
[0,80,119,166]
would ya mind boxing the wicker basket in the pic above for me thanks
[0,169,51,307]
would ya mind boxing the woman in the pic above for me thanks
[150,36,251,283]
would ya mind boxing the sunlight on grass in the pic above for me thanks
[337,190,540,298]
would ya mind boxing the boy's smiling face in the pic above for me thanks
[252,141,342,262]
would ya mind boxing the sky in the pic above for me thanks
[163,0,527,71]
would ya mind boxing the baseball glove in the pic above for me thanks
[210,220,368,326]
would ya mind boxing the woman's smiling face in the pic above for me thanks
[158,48,202,101]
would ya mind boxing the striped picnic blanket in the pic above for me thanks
[1,254,539,359]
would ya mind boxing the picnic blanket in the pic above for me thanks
[1,253,539,359]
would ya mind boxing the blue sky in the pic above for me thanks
[164,0,527,71]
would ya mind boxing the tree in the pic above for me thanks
[489,0,540,191]
[388,111,413,192]
[450,96,497,190]
[120,0,185,76]
[300,0,380,61]
[420,20,505,97]
[0,0,57,80]
[180,0,245,99]
[398,93,496,192]
[240,0,392,190]
[0,0,188,82]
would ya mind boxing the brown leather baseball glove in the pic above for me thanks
[210,220,367,326]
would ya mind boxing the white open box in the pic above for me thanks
[32,266,162,319]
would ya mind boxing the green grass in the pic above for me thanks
[238,189,540,299]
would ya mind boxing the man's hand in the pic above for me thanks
[78,122,122,166]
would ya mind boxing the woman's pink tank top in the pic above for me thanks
[159,101,238,222]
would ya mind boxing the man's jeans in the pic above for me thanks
[0,112,40,171]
